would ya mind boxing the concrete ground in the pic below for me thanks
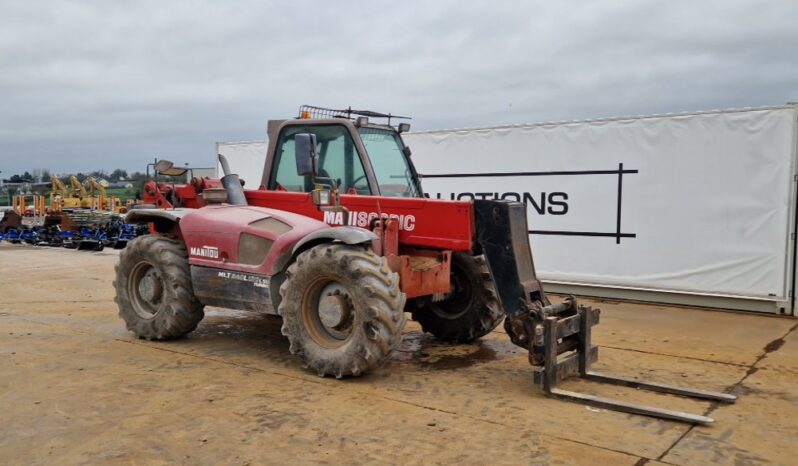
[1,244,797,466]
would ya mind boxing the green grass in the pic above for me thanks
[105,187,138,202]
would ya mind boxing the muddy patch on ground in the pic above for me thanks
[392,332,519,370]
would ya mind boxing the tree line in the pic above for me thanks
[4,168,139,184]
[1,169,152,203]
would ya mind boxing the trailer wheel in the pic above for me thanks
[114,235,204,340]
[279,243,406,378]
[411,253,503,343]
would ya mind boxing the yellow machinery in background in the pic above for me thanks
[68,176,92,208]
[86,177,126,213]
[85,177,104,210]
[47,175,130,214]
[50,176,81,210]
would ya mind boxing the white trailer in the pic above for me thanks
[405,105,798,315]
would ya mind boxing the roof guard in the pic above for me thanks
[298,105,411,125]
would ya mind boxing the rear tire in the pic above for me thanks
[114,235,204,340]
[279,243,406,378]
[411,253,503,343]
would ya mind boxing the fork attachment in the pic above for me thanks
[473,200,737,425]
[532,300,736,424]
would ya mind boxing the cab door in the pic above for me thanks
[267,123,374,195]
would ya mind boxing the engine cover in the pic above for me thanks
[180,205,330,274]
[180,205,330,313]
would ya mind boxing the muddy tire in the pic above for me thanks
[114,235,204,340]
[411,253,503,343]
[279,243,406,378]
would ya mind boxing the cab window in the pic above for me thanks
[270,125,371,194]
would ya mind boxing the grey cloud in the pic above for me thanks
[1,0,796,174]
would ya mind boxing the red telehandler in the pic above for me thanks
[117,106,735,424]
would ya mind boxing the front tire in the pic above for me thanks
[411,253,503,343]
[279,243,406,378]
[114,235,204,340]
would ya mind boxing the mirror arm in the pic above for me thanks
[310,175,338,190]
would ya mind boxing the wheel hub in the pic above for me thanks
[129,262,164,319]
[138,269,164,304]
[317,283,354,339]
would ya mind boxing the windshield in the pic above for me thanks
[358,127,419,197]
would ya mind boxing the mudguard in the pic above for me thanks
[125,208,193,224]
[125,208,194,235]
[291,226,377,255]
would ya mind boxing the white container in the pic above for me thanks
[405,105,798,315]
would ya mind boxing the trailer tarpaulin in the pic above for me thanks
[405,107,798,303]
[216,141,268,187]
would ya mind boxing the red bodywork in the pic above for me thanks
[144,183,474,298]
[179,205,329,276]
[244,191,473,252]
[143,178,223,209]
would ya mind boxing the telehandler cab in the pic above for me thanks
[117,106,735,424]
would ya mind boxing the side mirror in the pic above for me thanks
[154,159,188,177]
[154,159,174,172]
[295,133,318,176]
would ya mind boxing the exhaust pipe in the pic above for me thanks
[217,154,248,206]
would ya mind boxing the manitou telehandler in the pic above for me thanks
[116,106,735,424]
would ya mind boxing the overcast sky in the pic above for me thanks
[1,0,796,176]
